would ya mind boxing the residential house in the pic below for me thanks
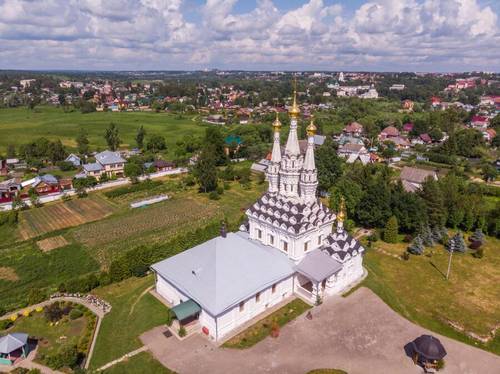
[0,179,21,203]
[402,122,414,134]
[483,128,497,142]
[65,154,81,167]
[25,174,60,195]
[342,122,363,137]
[399,166,438,193]
[338,143,370,164]
[470,115,489,130]
[145,160,176,172]
[94,150,126,178]
[379,126,400,141]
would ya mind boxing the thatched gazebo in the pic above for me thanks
[411,335,447,372]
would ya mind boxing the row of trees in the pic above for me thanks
[315,142,499,237]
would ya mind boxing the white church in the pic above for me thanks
[151,90,365,342]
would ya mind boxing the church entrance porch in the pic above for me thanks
[295,273,321,303]
[169,300,201,340]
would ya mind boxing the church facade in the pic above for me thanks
[151,90,365,342]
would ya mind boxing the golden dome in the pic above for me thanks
[337,196,346,222]
[272,110,282,131]
[289,89,300,118]
[306,115,317,136]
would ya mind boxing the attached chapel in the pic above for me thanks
[151,88,365,342]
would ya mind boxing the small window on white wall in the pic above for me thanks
[272,283,277,293]
[269,235,274,245]
[256,229,262,239]
[318,235,322,245]
[282,241,288,252]
[256,292,261,302]
[304,241,309,252]
[239,301,245,312]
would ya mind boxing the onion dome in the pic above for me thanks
[272,111,282,132]
[337,196,346,222]
[289,89,300,118]
[306,116,317,137]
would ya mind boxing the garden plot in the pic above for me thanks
[73,197,219,249]
[0,266,19,281]
[18,196,114,240]
[36,235,69,252]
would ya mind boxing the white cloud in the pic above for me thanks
[0,0,498,71]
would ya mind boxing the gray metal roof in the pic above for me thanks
[151,231,295,316]
[83,162,103,172]
[95,150,125,165]
[0,333,28,354]
[295,249,342,283]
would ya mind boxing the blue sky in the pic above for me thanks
[0,0,499,72]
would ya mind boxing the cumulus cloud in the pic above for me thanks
[0,0,498,71]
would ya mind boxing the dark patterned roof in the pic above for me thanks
[246,192,335,234]
[322,230,364,262]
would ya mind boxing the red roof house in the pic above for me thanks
[343,122,364,136]
[379,126,400,140]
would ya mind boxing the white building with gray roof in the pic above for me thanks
[151,90,364,342]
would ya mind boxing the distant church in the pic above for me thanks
[152,88,365,342]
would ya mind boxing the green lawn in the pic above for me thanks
[102,351,175,374]
[361,235,500,355]
[89,275,170,369]
[0,106,207,157]
[6,305,95,366]
[223,298,312,349]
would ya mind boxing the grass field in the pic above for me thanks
[0,106,207,157]
[89,275,170,370]
[18,195,114,240]
[102,351,175,374]
[361,235,500,355]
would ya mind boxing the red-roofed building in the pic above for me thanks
[420,133,432,144]
[470,116,489,130]
[483,128,497,142]
[379,126,400,141]
[343,122,364,137]
[402,123,414,133]
[430,96,441,107]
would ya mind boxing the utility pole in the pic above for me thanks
[446,249,453,280]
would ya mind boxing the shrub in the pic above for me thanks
[0,319,13,330]
[446,233,466,253]
[402,252,410,261]
[44,302,64,322]
[437,359,445,371]
[469,229,485,244]
[178,326,187,337]
[420,225,434,247]
[472,247,484,259]
[28,288,47,305]
[216,185,224,195]
[208,191,220,200]
[57,161,75,171]
[403,234,413,243]
[69,309,83,320]
[104,180,162,198]
[223,182,231,190]
[469,240,482,250]
[44,344,79,370]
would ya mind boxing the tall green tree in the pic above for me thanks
[384,216,398,243]
[204,127,227,166]
[192,145,218,192]
[146,135,167,153]
[315,139,344,192]
[76,129,89,155]
[355,178,392,227]
[419,178,446,227]
[135,125,146,149]
[104,122,121,151]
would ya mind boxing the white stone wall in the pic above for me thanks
[324,254,364,295]
[156,275,189,306]
[215,276,294,340]
[248,218,333,263]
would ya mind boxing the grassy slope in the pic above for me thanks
[0,241,98,310]
[361,236,500,355]
[89,275,169,369]
[102,351,174,374]
[0,106,206,157]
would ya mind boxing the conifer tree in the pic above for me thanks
[470,229,485,244]
[408,235,424,255]
[192,144,218,193]
[384,216,398,243]
[446,233,466,253]
[420,224,435,247]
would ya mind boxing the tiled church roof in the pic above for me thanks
[322,230,365,262]
[246,192,335,234]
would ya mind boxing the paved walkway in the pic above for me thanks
[96,346,149,371]
[141,287,500,374]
